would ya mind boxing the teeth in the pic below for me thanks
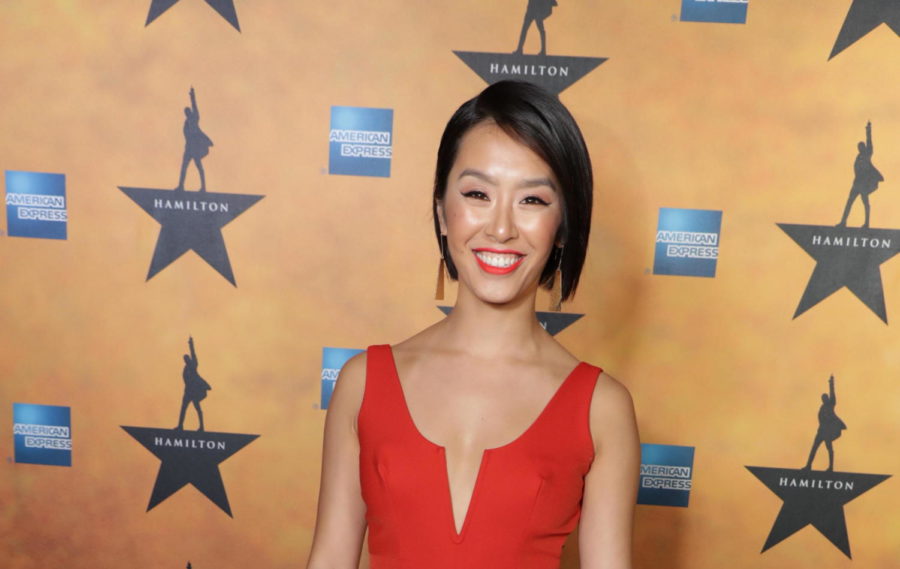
[476,251,521,268]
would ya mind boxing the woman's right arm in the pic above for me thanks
[306,353,368,569]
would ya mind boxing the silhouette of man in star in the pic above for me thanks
[803,375,846,472]
[176,87,214,192]
[175,336,212,432]
[837,121,883,228]
[514,0,557,56]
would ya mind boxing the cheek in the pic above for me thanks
[521,213,562,245]
[444,204,483,238]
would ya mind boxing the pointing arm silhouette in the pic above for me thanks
[865,121,873,155]
[828,375,836,405]
[188,336,198,367]
[190,87,199,121]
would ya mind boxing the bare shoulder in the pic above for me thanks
[337,350,367,383]
[589,371,639,448]
[592,372,635,411]
[328,351,368,427]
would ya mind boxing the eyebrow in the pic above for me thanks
[457,168,558,192]
[519,177,558,192]
[457,169,497,185]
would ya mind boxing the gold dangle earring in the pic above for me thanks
[435,237,447,301]
[549,246,563,312]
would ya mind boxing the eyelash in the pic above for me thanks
[462,190,488,200]
[462,190,550,206]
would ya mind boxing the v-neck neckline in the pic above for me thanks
[382,345,585,540]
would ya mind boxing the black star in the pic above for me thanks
[746,466,889,558]
[120,187,263,286]
[453,52,606,96]
[437,306,584,336]
[146,0,241,31]
[778,224,900,322]
[122,426,258,517]
[830,0,900,59]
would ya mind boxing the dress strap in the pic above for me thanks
[533,363,601,455]
[359,345,405,432]
[365,344,392,373]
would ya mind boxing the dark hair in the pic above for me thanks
[432,80,593,301]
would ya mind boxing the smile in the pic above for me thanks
[473,249,525,274]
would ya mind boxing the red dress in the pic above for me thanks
[358,345,600,569]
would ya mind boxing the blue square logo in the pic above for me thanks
[680,0,749,24]
[329,106,393,178]
[13,403,72,467]
[638,443,695,507]
[321,347,365,409]
[5,170,68,240]
[653,207,722,277]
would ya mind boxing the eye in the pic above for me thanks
[521,195,550,206]
[462,190,489,200]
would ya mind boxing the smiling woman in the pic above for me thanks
[435,122,562,304]
[436,121,564,309]
[306,81,640,569]
[432,81,594,308]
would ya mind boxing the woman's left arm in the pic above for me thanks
[578,372,640,569]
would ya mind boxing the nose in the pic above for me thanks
[485,199,517,242]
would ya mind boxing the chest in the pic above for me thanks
[398,363,564,452]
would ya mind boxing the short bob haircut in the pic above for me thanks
[432,80,593,302]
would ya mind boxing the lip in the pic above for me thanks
[473,248,525,275]
[474,248,525,255]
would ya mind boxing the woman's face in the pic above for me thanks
[437,121,563,307]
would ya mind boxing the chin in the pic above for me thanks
[457,270,541,306]
[473,285,536,307]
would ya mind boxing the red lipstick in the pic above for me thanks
[473,248,525,275]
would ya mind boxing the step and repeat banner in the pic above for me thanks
[1,2,898,568]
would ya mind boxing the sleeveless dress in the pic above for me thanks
[358,345,600,569]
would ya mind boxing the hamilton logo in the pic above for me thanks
[120,87,263,286]
[122,336,259,517]
[437,306,583,336]
[830,0,900,59]
[779,121,900,323]
[454,1,606,95]
[146,0,241,31]
[746,375,889,558]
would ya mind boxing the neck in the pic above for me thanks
[438,284,549,360]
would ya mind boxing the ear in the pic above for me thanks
[436,200,448,236]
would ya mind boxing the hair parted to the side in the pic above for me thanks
[432,80,593,302]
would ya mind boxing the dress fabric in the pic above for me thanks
[358,344,600,569]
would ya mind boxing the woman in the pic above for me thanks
[307,81,639,569]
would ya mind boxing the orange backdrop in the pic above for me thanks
[1,2,898,568]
